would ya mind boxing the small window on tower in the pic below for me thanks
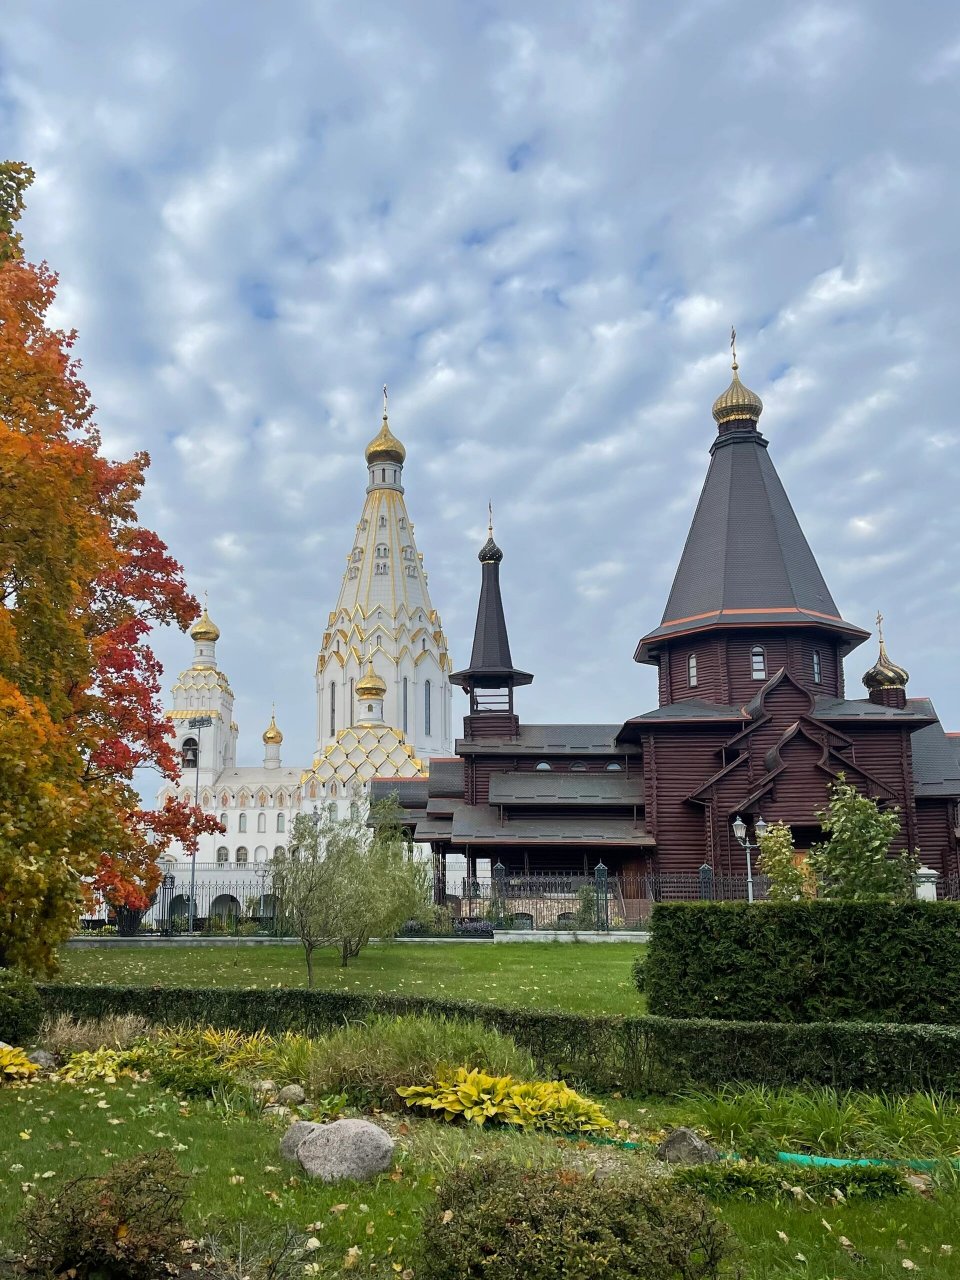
[813,650,822,684]
[688,653,698,688]
[381,468,386,481]
[379,515,386,528]
[277,812,285,833]
[182,737,198,770]
[751,646,767,680]
[257,813,266,833]
[238,813,247,833]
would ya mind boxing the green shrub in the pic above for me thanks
[304,1014,537,1106]
[398,1067,614,1132]
[419,1157,731,1280]
[18,1149,188,1278]
[0,968,43,1046]
[646,900,960,1024]
[632,953,646,994]
[674,1160,906,1202]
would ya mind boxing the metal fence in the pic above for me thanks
[80,877,288,938]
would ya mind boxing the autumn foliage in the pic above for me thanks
[0,161,219,972]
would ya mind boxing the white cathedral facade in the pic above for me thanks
[157,400,453,888]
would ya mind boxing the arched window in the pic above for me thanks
[277,812,285,833]
[813,650,822,684]
[181,737,198,770]
[257,813,266,833]
[424,680,432,736]
[254,846,267,863]
[535,761,552,771]
[274,845,285,858]
[403,677,408,734]
[606,762,623,771]
[216,847,229,865]
[238,813,247,833]
[381,468,385,481]
[219,812,228,828]
[393,469,397,482]
[350,677,355,726]
[688,653,698,688]
[329,681,336,737]
[751,646,767,680]
[236,848,248,867]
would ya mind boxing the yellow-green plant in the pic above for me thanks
[153,1024,276,1074]
[58,1045,146,1084]
[757,821,809,902]
[398,1067,614,1133]
[0,1045,40,1083]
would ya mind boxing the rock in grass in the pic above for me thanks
[655,1127,718,1165]
[264,1104,291,1118]
[296,1119,395,1183]
[276,1083,306,1106]
[252,1079,276,1095]
[26,1049,56,1070]
[280,1120,323,1161]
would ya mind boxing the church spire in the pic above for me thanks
[863,611,909,708]
[451,510,532,736]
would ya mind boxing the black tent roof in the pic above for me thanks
[451,533,533,689]
[636,424,869,662]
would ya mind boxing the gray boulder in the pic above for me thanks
[252,1079,276,1095]
[655,1127,718,1165]
[296,1119,395,1183]
[280,1120,323,1161]
[26,1049,56,1070]
[276,1083,306,1106]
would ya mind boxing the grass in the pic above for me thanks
[3,1080,960,1278]
[57,941,645,1016]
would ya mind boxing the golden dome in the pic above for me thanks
[862,614,908,691]
[262,710,283,745]
[190,605,220,643]
[365,413,406,467]
[712,360,764,426]
[356,658,387,700]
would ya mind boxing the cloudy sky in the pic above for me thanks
[3,0,960,782]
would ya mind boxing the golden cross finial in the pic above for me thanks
[382,384,388,420]
[876,610,885,644]
[488,501,494,537]
[730,325,738,373]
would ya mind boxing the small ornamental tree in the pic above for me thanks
[809,774,917,901]
[757,821,808,902]
[275,795,430,982]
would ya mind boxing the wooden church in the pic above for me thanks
[374,349,960,902]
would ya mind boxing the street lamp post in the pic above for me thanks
[186,715,213,934]
[732,814,767,904]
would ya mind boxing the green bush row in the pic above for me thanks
[39,984,960,1095]
[645,900,960,1024]
[673,1160,907,1203]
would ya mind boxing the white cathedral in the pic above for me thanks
[157,399,453,885]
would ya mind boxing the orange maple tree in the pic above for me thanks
[0,161,220,972]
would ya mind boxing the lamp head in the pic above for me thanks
[732,815,747,842]
[755,816,768,839]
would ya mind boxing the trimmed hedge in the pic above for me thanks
[38,984,960,1095]
[645,900,960,1024]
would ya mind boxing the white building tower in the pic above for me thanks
[167,604,239,793]
[303,392,453,812]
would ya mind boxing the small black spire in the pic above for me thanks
[451,515,532,707]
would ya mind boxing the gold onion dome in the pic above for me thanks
[862,615,909,691]
[190,605,220,643]
[365,393,406,466]
[262,710,283,745]
[713,330,763,425]
[356,659,387,699]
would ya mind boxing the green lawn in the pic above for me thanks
[3,1080,960,1278]
[57,941,644,1016]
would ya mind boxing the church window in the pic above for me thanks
[393,469,397,482]
[381,468,385,481]
[330,682,336,737]
[238,813,247,833]
[403,678,408,733]
[399,517,406,528]
[277,812,285,833]
[236,848,248,867]
[406,566,416,577]
[257,813,266,833]
[219,812,228,828]
[606,762,623,771]
[813,650,822,683]
[274,845,285,858]
[425,680,432,736]
[182,737,198,770]
[535,761,552,771]
[350,677,355,725]
[421,638,426,651]
[379,515,386,528]
[216,847,229,865]
[376,544,389,557]
[688,653,698,688]
[255,845,267,862]
[751,646,767,680]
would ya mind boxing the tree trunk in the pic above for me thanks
[340,938,349,967]
[305,944,314,988]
